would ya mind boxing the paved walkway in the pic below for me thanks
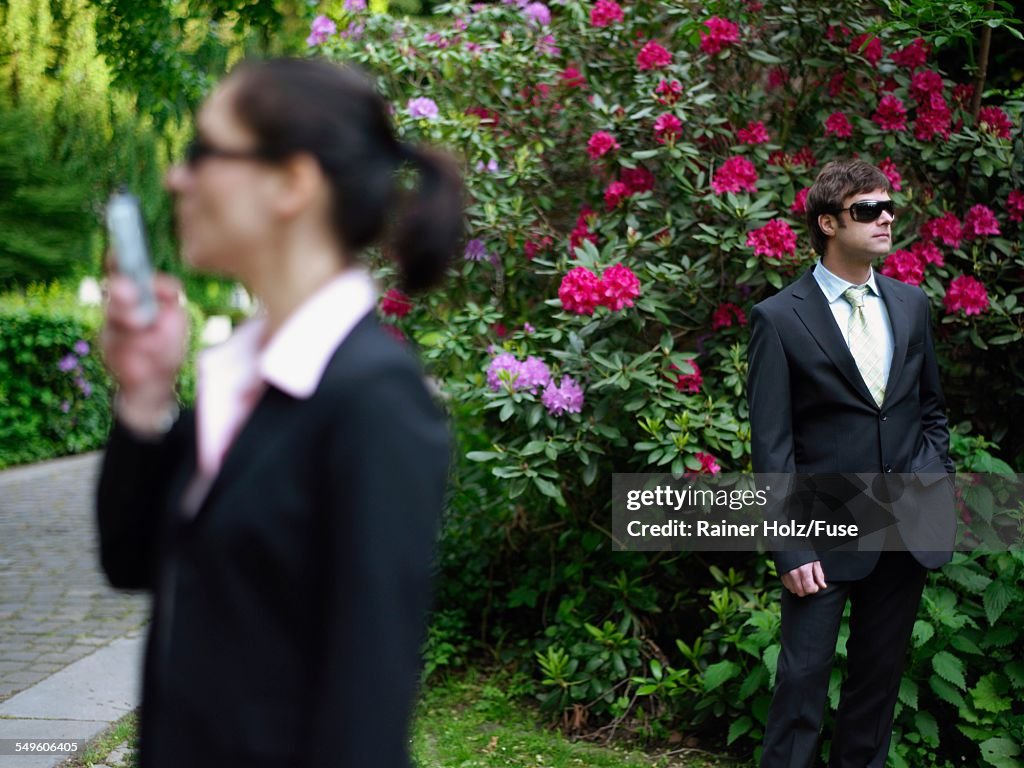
[0,453,148,766]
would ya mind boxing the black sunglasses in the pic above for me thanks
[183,138,276,169]
[834,200,895,223]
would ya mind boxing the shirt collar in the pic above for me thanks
[813,260,880,303]
[199,268,378,402]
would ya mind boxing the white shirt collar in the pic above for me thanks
[813,260,880,304]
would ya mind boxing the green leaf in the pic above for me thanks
[702,660,740,692]
[1005,661,1024,690]
[915,711,940,748]
[984,580,1011,625]
[980,737,1022,768]
[972,672,1012,714]
[929,675,965,708]
[932,651,966,690]
[499,401,516,421]
[898,677,919,709]
[466,451,501,462]
[767,271,783,289]
[533,476,562,500]
[943,562,992,593]
[912,620,935,648]
[727,715,753,745]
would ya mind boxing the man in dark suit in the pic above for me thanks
[748,159,955,767]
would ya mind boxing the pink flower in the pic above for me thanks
[560,66,587,89]
[637,40,673,70]
[736,121,770,145]
[849,34,883,65]
[621,166,656,194]
[952,83,975,106]
[881,249,925,285]
[542,376,585,416]
[943,275,990,316]
[963,204,1001,239]
[790,187,810,215]
[673,360,703,393]
[696,451,721,474]
[523,2,551,26]
[587,131,620,159]
[910,70,944,101]
[654,113,683,144]
[767,67,788,89]
[824,111,853,138]
[921,212,963,249]
[872,95,908,131]
[407,97,440,119]
[380,288,412,317]
[604,181,630,210]
[306,15,337,46]
[700,17,740,55]
[911,240,944,267]
[590,0,624,27]
[978,106,1013,139]
[914,102,952,141]
[1007,190,1024,223]
[890,37,930,69]
[827,71,846,98]
[599,263,641,310]
[711,156,758,195]
[746,219,798,260]
[655,79,683,105]
[878,157,902,192]
[792,147,817,168]
[558,267,603,314]
[712,302,747,330]
[569,207,598,251]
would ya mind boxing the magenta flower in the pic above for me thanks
[590,0,624,27]
[523,2,551,26]
[872,95,907,131]
[977,107,1013,139]
[541,376,584,416]
[736,121,769,145]
[464,239,489,261]
[621,166,655,194]
[653,113,683,144]
[672,360,702,393]
[538,33,560,56]
[890,38,930,69]
[380,289,413,318]
[910,70,944,101]
[914,102,952,141]
[849,34,883,65]
[306,15,337,47]
[878,157,902,192]
[599,263,641,311]
[790,187,810,216]
[1007,190,1024,223]
[767,67,788,89]
[604,181,630,211]
[824,111,853,138]
[558,267,603,314]
[587,131,619,159]
[943,275,990,316]
[696,451,722,474]
[746,219,798,260]
[700,17,740,55]
[712,302,747,330]
[881,249,925,286]
[637,40,673,70]
[911,240,944,267]
[655,79,683,105]
[560,66,586,89]
[487,352,523,391]
[407,97,440,119]
[963,204,1001,239]
[921,212,963,249]
[712,156,758,195]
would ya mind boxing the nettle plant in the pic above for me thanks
[309,0,1023,759]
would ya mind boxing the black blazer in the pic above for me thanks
[96,314,450,768]
[747,269,954,581]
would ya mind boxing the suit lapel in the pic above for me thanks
[875,275,909,393]
[789,270,878,408]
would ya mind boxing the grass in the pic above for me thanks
[61,672,741,768]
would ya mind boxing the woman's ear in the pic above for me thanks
[273,152,326,220]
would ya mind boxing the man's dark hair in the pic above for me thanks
[805,160,891,255]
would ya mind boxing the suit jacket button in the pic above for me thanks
[885,465,893,472]
[880,414,887,421]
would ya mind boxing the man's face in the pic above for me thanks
[819,187,894,264]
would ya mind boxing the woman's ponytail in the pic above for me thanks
[391,144,464,294]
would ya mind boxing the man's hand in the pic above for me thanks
[781,561,827,596]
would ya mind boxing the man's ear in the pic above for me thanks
[818,213,836,237]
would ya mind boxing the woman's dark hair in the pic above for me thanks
[805,159,891,256]
[228,57,463,293]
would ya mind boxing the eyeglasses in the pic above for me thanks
[834,200,895,223]
[183,138,275,169]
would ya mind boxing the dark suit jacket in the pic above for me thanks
[96,314,450,768]
[747,269,954,581]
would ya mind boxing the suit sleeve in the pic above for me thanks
[309,363,449,768]
[747,305,816,575]
[916,292,954,474]
[95,417,188,590]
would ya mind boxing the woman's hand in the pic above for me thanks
[101,273,188,435]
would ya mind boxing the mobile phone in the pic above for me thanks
[105,189,158,326]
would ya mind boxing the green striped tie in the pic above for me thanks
[843,286,885,407]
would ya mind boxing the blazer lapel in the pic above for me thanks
[789,270,878,408]
[875,276,909,393]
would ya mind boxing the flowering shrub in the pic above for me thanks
[314,0,1024,761]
